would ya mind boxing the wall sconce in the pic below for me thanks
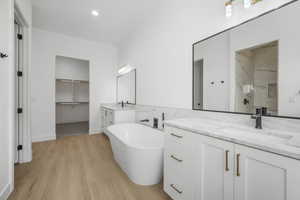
[225,0,263,17]
[118,64,135,75]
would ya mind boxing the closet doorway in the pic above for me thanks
[55,56,89,139]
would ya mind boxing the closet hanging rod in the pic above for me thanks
[56,78,89,83]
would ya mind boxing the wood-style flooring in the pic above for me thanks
[9,134,171,200]
[56,122,89,139]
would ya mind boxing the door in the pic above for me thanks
[15,19,23,163]
[195,135,235,200]
[235,144,300,200]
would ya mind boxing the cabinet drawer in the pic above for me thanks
[164,126,194,159]
[164,126,195,200]
[165,126,190,145]
[164,157,186,200]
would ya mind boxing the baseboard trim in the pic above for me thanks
[0,184,11,200]
[32,135,56,143]
[89,129,103,135]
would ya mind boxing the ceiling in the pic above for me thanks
[32,0,162,45]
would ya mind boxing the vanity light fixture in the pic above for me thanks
[225,0,263,17]
[225,0,233,17]
[118,64,135,75]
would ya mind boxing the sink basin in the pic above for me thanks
[220,127,293,144]
[176,118,225,129]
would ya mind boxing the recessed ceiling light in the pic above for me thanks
[91,10,99,16]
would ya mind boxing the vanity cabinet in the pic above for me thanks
[234,144,300,200]
[164,125,300,200]
[101,107,136,131]
[194,135,234,200]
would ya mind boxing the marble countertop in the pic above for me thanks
[165,118,300,160]
[101,104,136,111]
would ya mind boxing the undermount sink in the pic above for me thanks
[175,118,225,129]
[220,127,293,144]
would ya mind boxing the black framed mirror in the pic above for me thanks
[193,0,300,119]
[117,69,136,105]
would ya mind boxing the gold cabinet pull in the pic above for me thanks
[170,133,183,139]
[170,155,183,162]
[236,153,241,177]
[170,184,183,194]
[225,150,229,171]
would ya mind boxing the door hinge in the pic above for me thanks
[17,108,23,114]
[17,71,23,77]
[17,34,23,40]
[17,145,23,151]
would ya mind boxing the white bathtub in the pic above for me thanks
[106,123,164,185]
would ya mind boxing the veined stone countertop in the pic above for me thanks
[165,118,300,160]
[101,103,136,111]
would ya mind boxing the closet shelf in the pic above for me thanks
[56,101,89,105]
[56,78,89,83]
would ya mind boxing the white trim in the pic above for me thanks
[0,184,11,200]
[89,128,103,135]
[31,135,56,143]
[14,5,32,164]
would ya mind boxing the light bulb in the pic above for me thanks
[225,2,233,17]
[91,10,99,16]
[244,0,251,8]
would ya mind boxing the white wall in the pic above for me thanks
[119,0,294,110]
[55,56,89,81]
[31,28,118,142]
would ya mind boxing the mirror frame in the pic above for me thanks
[192,0,300,120]
[116,69,137,105]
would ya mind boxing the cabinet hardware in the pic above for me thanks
[225,150,229,171]
[170,133,183,139]
[17,145,23,151]
[17,71,23,77]
[170,184,183,194]
[236,153,241,177]
[170,155,183,162]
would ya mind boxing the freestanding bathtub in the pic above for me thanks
[106,123,164,185]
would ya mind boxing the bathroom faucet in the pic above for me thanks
[153,118,159,129]
[251,108,263,129]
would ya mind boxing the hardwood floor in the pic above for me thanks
[9,134,171,200]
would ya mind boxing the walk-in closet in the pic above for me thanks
[55,56,89,138]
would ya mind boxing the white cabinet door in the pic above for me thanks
[235,144,300,200]
[195,135,235,200]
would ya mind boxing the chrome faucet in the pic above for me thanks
[251,108,263,129]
